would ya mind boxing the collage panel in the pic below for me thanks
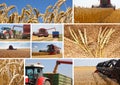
[0,24,30,41]
[74,58,120,85]
[0,59,24,85]
[74,0,120,23]
[25,59,73,85]
[32,24,63,41]
[0,0,73,23]
[32,42,63,58]
[0,42,30,58]
[64,24,120,58]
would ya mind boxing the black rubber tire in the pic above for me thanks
[44,80,51,85]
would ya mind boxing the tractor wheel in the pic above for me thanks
[4,33,9,39]
[10,33,14,39]
[44,80,51,85]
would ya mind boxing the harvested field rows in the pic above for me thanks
[32,52,62,58]
[74,7,120,23]
[0,49,30,58]
[32,34,62,41]
[64,24,120,58]
[74,67,119,85]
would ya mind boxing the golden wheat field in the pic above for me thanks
[0,49,30,58]
[0,59,24,85]
[74,7,120,23]
[32,52,62,58]
[0,0,72,23]
[64,24,120,58]
[74,66,119,85]
[32,34,62,41]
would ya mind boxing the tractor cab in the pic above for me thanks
[25,63,44,85]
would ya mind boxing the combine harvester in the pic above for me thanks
[92,0,115,10]
[94,59,120,84]
[25,60,72,85]
[39,44,61,55]
[33,27,59,38]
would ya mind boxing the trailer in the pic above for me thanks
[44,73,72,85]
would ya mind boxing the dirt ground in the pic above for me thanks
[32,52,62,58]
[0,39,30,41]
[32,34,62,41]
[0,49,30,58]
[64,24,120,58]
[74,66,119,85]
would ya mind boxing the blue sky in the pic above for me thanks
[74,58,119,66]
[0,24,23,32]
[0,0,72,14]
[25,59,73,78]
[32,24,63,34]
[75,0,120,9]
[0,42,30,49]
[32,42,63,52]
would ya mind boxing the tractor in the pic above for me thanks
[25,60,72,85]
[92,0,115,9]
[94,59,120,84]
[25,63,51,85]
[33,27,59,38]
[0,27,14,39]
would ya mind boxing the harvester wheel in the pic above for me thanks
[4,33,9,39]
[44,80,51,85]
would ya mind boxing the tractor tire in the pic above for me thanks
[10,34,14,39]
[4,33,10,39]
[44,80,51,85]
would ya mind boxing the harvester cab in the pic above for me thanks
[94,59,120,84]
[25,63,51,85]
[92,0,115,9]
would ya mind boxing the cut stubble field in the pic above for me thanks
[0,39,30,41]
[74,66,119,85]
[32,34,62,41]
[0,49,30,58]
[32,52,62,58]
[74,7,120,23]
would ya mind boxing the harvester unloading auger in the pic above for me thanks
[94,59,120,84]
[92,0,115,10]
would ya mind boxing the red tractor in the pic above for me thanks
[25,63,51,85]
[92,0,115,9]
[0,27,14,39]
